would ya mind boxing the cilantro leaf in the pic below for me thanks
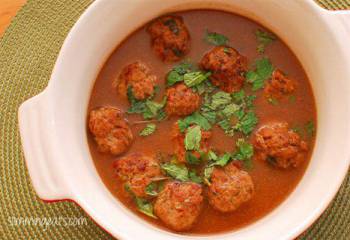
[256,29,276,53]
[210,153,232,167]
[177,112,212,132]
[221,103,239,118]
[139,124,156,136]
[205,30,229,46]
[184,126,202,151]
[161,163,189,182]
[246,58,274,91]
[203,166,214,185]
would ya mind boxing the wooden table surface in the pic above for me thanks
[0,0,27,36]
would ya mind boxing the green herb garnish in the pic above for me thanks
[232,138,254,169]
[139,124,156,136]
[185,151,201,165]
[125,184,157,218]
[256,29,276,53]
[177,112,212,132]
[166,62,193,86]
[184,125,202,151]
[145,182,158,197]
[205,30,229,46]
[161,162,189,182]
[246,58,274,91]
[184,71,211,87]
[189,170,203,184]
[234,111,258,135]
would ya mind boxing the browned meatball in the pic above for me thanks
[147,15,190,62]
[165,83,200,116]
[207,162,254,212]
[172,122,211,163]
[264,70,296,99]
[113,153,163,198]
[200,46,248,93]
[154,181,203,231]
[89,107,133,155]
[253,122,308,168]
[116,62,156,100]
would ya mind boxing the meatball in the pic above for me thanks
[154,181,203,231]
[113,153,162,198]
[172,122,212,163]
[253,122,308,168]
[264,70,296,99]
[147,15,190,62]
[116,62,156,100]
[200,46,248,93]
[207,162,254,212]
[89,107,133,155]
[165,83,200,116]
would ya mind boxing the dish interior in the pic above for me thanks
[87,10,316,234]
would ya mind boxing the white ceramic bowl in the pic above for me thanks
[18,0,350,239]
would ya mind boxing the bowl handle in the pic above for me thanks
[18,90,71,201]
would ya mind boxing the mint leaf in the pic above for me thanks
[232,138,254,169]
[246,58,274,91]
[256,29,276,53]
[189,170,203,184]
[143,97,167,120]
[234,111,258,135]
[145,182,158,196]
[205,30,229,46]
[177,112,212,132]
[166,62,193,86]
[184,71,211,87]
[139,124,156,136]
[135,197,157,219]
[185,151,201,165]
[184,126,202,151]
[211,91,232,109]
[161,163,189,182]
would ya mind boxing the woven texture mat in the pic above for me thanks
[0,0,349,239]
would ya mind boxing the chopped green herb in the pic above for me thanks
[143,97,167,120]
[289,95,296,103]
[211,91,232,109]
[256,29,276,53]
[246,58,274,91]
[305,121,315,137]
[139,124,156,136]
[208,150,218,161]
[218,118,231,132]
[166,62,193,86]
[185,151,201,165]
[184,71,211,87]
[145,182,158,197]
[268,97,279,105]
[232,90,245,103]
[234,111,258,135]
[204,30,229,46]
[178,112,212,132]
[210,153,232,167]
[232,139,254,169]
[135,197,157,219]
[127,86,147,114]
[221,103,239,118]
[203,166,214,185]
[125,184,157,218]
[189,170,203,184]
[184,126,202,151]
[161,162,189,182]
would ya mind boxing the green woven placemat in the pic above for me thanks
[0,0,349,239]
